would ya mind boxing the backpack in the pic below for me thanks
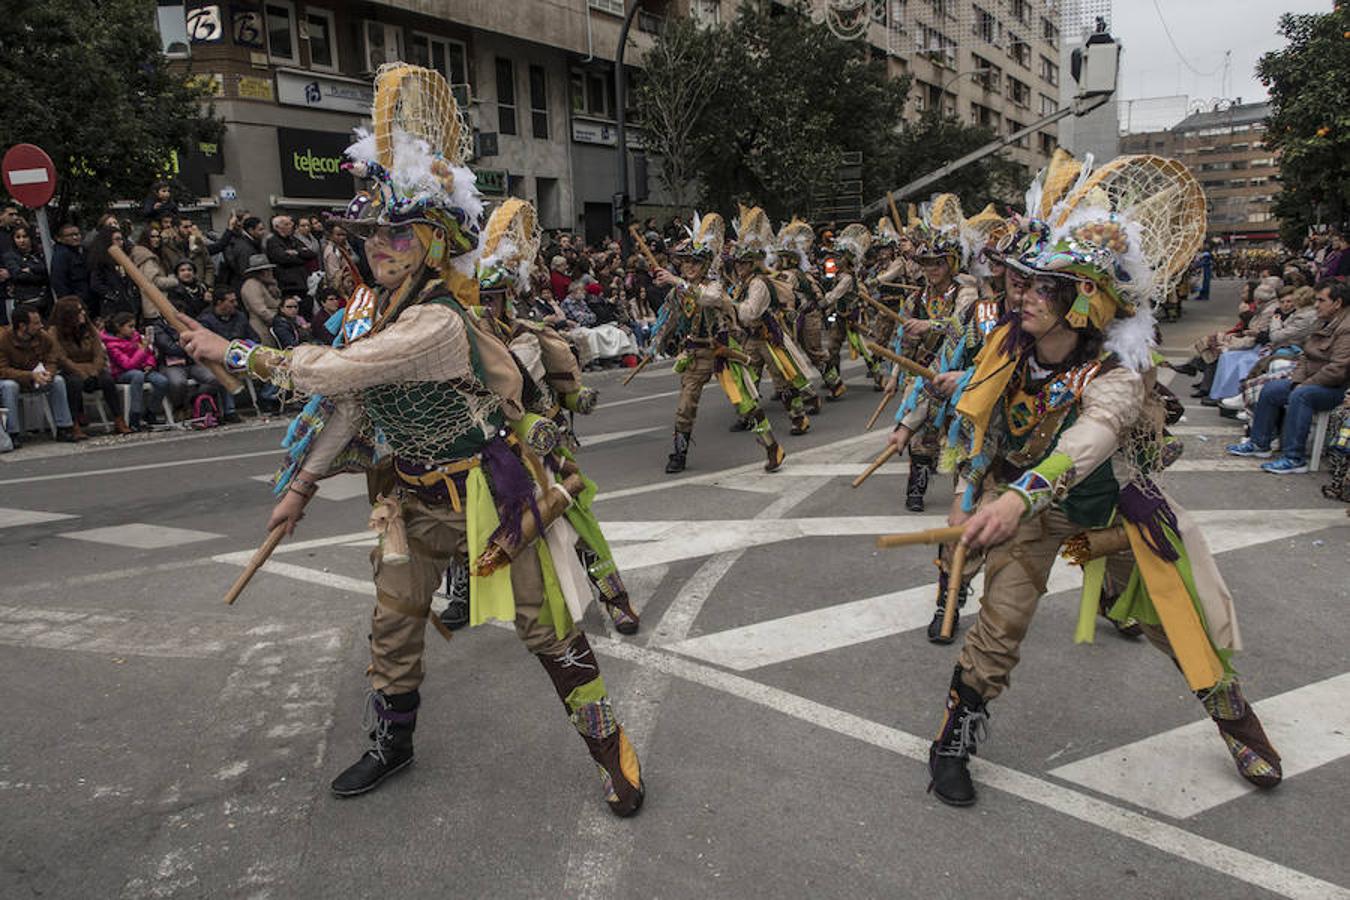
[191,392,220,429]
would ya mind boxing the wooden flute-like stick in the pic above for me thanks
[851,444,896,488]
[628,224,663,272]
[223,524,288,605]
[887,191,904,235]
[939,543,968,640]
[108,244,243,394]
[866,342,937,380]
[864,388,896,431]
[875,525,966,548]
[621,356,650,386]
[862,292,905,324]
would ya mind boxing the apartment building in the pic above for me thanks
[1120,101,1279,245]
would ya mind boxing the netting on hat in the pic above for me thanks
[480,198,540,285]
[928,193,965,231]
[1037,148,1084,220]
[1054,155,1206,301]
[374,63,471,169]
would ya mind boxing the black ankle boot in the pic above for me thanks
[926,572,968,644]
[331,690,419,797]
[665,431,690,474]
[906,456,932,512]
[440,561,470,631]
[928,667,988,807]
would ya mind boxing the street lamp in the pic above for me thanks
[931,66,993,116]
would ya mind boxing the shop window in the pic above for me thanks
[304,7,337,71]
[529,65,549,139]
[265,1,298,65]
[497,58,517,136]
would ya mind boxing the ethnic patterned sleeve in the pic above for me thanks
[929,283,980,339]
[1007,366,1144,515]
[226,304,473,395]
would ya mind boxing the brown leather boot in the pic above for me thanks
[70,422,89,442]
[114,416,134,435]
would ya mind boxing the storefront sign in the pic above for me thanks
[231,3,263,48]
[186,4,224,43]
[189,73,225,97]
[474,169,507,196]
[277,128,356,199]
[171,140,226,198]
[570,117,645,149]
[276,70,374,116]
[237,75,274,101]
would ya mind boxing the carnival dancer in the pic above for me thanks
[181,64,644,815]
[462,198,640,636]
[822,224,882,399]
[775,218,835,403]
[729,205,818,436]
[653,213,785,474]
[864,217,911,387]
[922,189,1281,808]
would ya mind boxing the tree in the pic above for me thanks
[878,110,1028,215]
[1256,7,1350,247]
[633,17,723,210]
[0,0,221,226]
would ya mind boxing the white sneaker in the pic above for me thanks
[1218,395,1244,410]
[1236,411,1249,421]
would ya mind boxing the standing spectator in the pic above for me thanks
[0,204,21,259]
[152,314,237,424]
[49,223,92,311]
[239,254,281,344]
[87,226,139,321]
[3,226,51,315]
[0,303,78,445]
[101,311,168,430]
[311,287,344,345]
[1229,282,1350,472]
[322,223,356,297]
[141,181,178,222]
[1192,245,1214,301]
[167,260,209,318]
[224,216,266,291]
[270,295,308,348]
[130,226,178,324]
[210,209,249,288]
[163,217,215,290]
[48,295,130,434]
[264,214,317,312]
[294,216,323,277]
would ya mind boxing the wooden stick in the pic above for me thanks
[223,524,288,605]
[939,542,968,640]
[875,525,966,549]
[621,355,650,386]
[628,224,663,273]
[851,445,897,489]
[862,292,905,325]
[108,244,244,394]
[866,341,937,380]
[887,191,904,235]
[864,388,896,431]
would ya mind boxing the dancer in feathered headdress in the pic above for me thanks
[820,223,884,398]
[180,64,646,817]
[652,211,786,474]
[913,156,1279,810]
[773,217,837,400]
[729,205,819,437]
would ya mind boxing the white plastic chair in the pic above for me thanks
[18,391,57,437]
[1309,409,1332,473]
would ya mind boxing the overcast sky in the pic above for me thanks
[1109,0,1331,105]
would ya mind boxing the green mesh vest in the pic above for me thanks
[1005,404,1119,528]
[360,294,505,464]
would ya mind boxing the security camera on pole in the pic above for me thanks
[2,143,59,269]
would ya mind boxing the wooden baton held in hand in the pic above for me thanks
[621,356,650,386]
[223,524,288,605]
[864,388,896,432]
[866,341,937,380]
[939,543,968,641]
[628,224,663,272]
[108,244,244,394]
[852,444,897,488]
[862,292,905,325]
[887,191,904,234]
[875,525,966,548]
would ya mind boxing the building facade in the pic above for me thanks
[1120,101,1279,245]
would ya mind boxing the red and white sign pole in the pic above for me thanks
[2,144,59,269]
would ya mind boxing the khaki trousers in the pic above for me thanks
[798,310,830,371]
[958,508,1177,700]
[370,491,578,694]
[674,347,722,434]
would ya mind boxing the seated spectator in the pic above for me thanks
[518,286,568,329]
[48,295,130,435]
[560,282,596,328]
[549,255,571,302]
[199,288,278,414]
[1228,282,1350,473]
[627,285,657,349]
[311,288,344,345]
[270,295,308,348]
[0,303,78,446]
[4,226,51,315]
[167,260,209,318]
[239,255,282,345]
[102,311,169,430]
[1211,286,1320,409]
[153,315,238,424]
[130,226,178,324]
[87,226,139,321]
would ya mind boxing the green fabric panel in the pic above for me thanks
[1075,556,1107,644]
[466,466,516,626]
[564,676,609,712]
[1061,460,1119,527]
[1031,450,1075,483]
[726,361,759,415]
[533,537,575,640]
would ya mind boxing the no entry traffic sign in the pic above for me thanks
[2,144,57,209]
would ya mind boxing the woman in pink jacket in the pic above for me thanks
[102,312,169,430]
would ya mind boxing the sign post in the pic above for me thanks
[2,144,58,268]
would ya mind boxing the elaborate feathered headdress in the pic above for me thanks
[1024,148,1094,223]
[732,204,777,266]
[775,217,815,271]
[913,192,967,270]
[334,64,483,280]
[833,223,872,266]
[672,211,726,267]
[477,198,539,293]
[962,204,1014,275]
[874,217,902,248]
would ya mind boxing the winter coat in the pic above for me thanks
[270,313,306,349]
[101,331,158,377]
[49,243,91,306]
[4,248,50,309]
[0,325,62,386]
[264,233,317,296]
[1268,306,1318,348]
[240,275,282,345]
[223,232,263,290]
[89,262,139,321]
[129,245,178,321]
[168,281,209,318]
[198,308,259,343]
[48,325,110,379]
[1292,306,1350,388]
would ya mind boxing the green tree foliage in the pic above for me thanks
[638,0,909,222]
[0,0,221,226]
[879,110,1028,215]
[1257,7,1350,247]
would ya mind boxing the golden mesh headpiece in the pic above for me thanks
[1038,148,1083,219]
[834,223,872,265]
[874,217,902,247]
[673,211,725,265]
[733,204,777,261]
[478,199,540,291]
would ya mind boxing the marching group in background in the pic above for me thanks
[23,62,1346,817]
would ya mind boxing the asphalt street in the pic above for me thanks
[2,279,1348,899]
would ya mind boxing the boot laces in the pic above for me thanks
[360,691,394,765]
[936,707,989,760]
[555,644,597,672]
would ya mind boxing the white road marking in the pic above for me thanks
[1050,673,1350,819]
[0,507,78,528]
[576,426,665,446]
[60,523,224,549]
[597,388,681,409]
[587,634,1350,900]
[0,605,228,659]
[251,471,369,501]
[0,448,279,486]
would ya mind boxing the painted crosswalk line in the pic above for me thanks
[1050,672,1350,819]
[251,471,370,501]
[60,523,224,549]
[0,507,78,529]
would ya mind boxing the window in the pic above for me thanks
[496,58,517,135]
[265,1,297,64]
[1007,76,1030,108]
[1007,119,1027,147]
[1250,157,1276,168]
[1039,94,1056,116]
[1041,16,1058,45]
[529,65,549,139]
[973,5,995,43]
[1038,132,1055,156]
[691,0,721,25]
[409,33,468,88]
[1011,0,1029,26]
[1009,34,1030,68]
[364,20,404,71]
[922,26,957,67]
[304,7,337,71]
[589,0,624,13]
[156,2,190,57]
[1248,211,1274,224]
[1039,56,1058,87]
[571,69,614,119]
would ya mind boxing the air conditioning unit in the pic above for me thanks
[363,22,404,73]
